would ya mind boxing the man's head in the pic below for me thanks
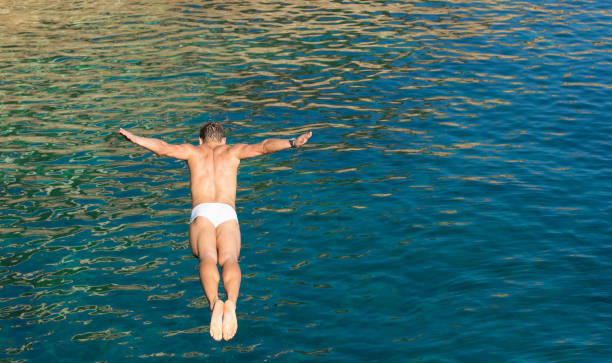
[199,122,225,144]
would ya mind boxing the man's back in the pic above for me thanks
[187,144,240,209]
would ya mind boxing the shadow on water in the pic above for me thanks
[1,0,611,361]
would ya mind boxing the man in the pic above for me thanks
[119,123,312,341]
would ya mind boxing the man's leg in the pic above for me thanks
[216,220,241,340]
[189,217,224,341]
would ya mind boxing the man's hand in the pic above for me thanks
[294,131,312,148]
[119,128,136,143]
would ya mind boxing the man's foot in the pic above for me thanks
[222,300,238,340]
[210,300,224,341]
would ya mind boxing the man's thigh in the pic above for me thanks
[189,217,217,259]
[215,220,241,261]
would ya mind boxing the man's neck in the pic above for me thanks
[203,141,223,148]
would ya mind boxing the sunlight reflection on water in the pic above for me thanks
[1,0,611,361]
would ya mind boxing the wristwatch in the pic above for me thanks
[289,138,297,148]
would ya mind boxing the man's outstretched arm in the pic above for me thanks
[236,131,312,159]
[119,128,194,160]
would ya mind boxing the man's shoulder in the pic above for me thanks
[214,144,243,158]
[222,143,247,152]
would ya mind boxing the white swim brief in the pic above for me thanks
[190,203,238,227]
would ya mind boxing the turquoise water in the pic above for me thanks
[1,0,611,361]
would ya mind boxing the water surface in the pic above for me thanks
[1,0,611,361]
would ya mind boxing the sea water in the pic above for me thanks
[1,0,610,361]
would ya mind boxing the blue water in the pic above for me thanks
[1,0,611,361]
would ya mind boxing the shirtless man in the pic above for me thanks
[118,123,311,341]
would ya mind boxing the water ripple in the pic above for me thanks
[1,0,611,361]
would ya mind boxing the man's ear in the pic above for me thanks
[199,137,203,145]
[222,137,226,144]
